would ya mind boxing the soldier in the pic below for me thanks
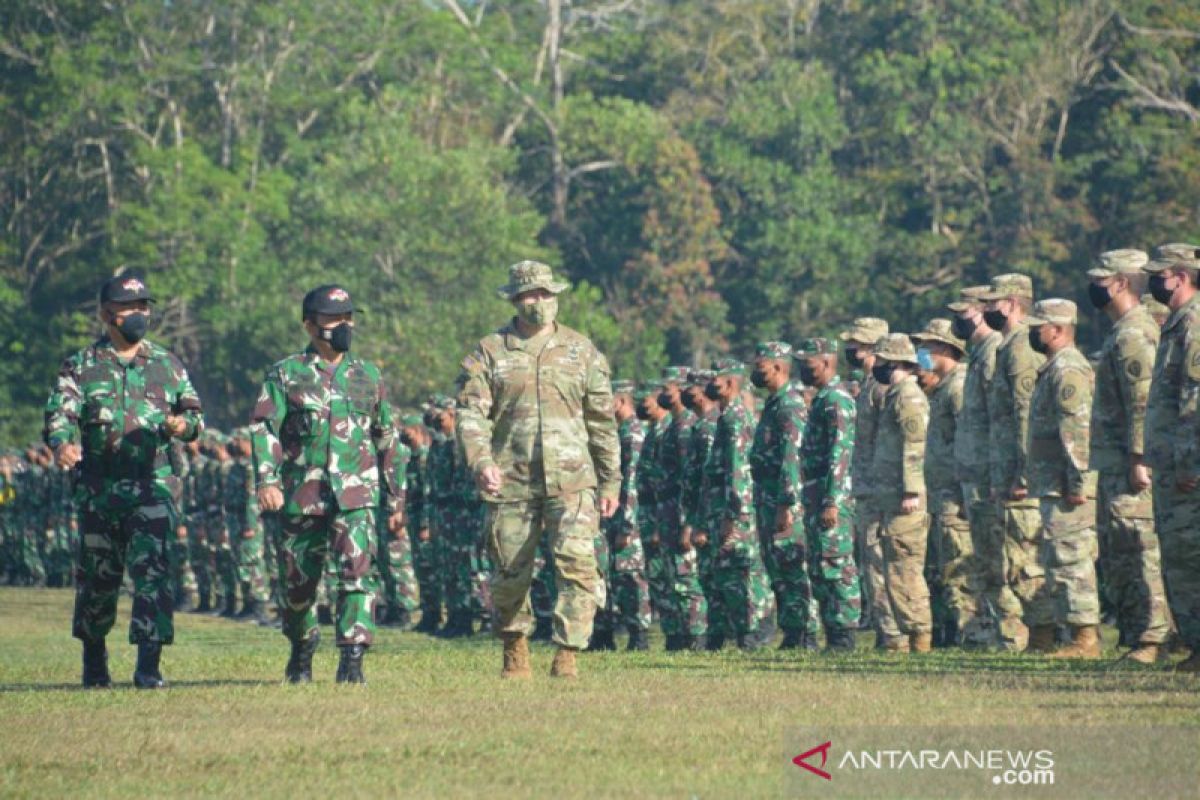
[226,429,271,624]
[637,378,672,647]
[181,438,213,612]
[980,273,1044,652]
[1087,250,1171,663]
[44,273,204,688]
[377,419,417,629]
[204,432,237,617]
[841,317,897,647]
[704,358,776,650]
[791,339,860,649]
[750,342,818,650]
[1143,243,1200,672]
[456,261,620,680]
[911,319,977,647]
[15,445,48,587]
[401,415,438,633]
[251,284,404,684]
[428,395,471,637]
[1024,299,1101,657]
[683,369,726,649]
[870,334,933,653]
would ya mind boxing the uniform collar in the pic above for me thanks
[503,320,560,352]
[97,336,150,366]
[1163,293,1200,335]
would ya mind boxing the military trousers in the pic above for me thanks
[1025,497,1100,628]
[759,500,819,636]
[1098,471,1169,646]
[856,497,900,643]
[714,520,775,638]
[610,528,652,632]
[379,520,420,614]
[879,505,932,636]
[802,494,862,634]
[929,488,982,644]
[228,508,269,606]
[486,489,600,650]
[660,504,707,637]
[1153,473,1200,650]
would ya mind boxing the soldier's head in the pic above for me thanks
[98,273,155,348]
[185,439,201,456]
[434,396,456,434]
[499,261,569,331]
[1144,244,1200,310]
[979,274,1034,331]
[911,319,965,379]
[232,431,253,458]
[302,285,358,355]
[657,367,690,411]
[399,414,428,448]
[682,369,714,412]
[947,286,992,341]
[611,380,637,420]
[1027,299,1077,356]
[751,342,792,392]
[1088,250,1147,320]
[708,359,745,406]
[871,334,919,386]
[793,339,838,388]
[840,318,887,371]
[636,385,664,421]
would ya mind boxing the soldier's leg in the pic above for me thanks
[1100,474,1170,647]
[806,507,862,640]
[935,494,979,646]
[529,536,556,636]
[377,523,402,614]
[21,521,46,586]
[470,509,493,626]
[187,513,211,609]
[1040,498,1100,631]
[612,534,652,638]
[328,507,377,647]
[771,507,820,641]
[545,490,600,650]
[72,502,127,644]
[413,530,442,630]
[696,540,728,642]
[1001,498,1041,650]
[1155,475,1200,654]
[124,501,176,645]
[860,503,900,645]
[280,514,331,644]
[486,500,542,639]
[716,527,775,641]
[592,527,613,635]
[880,509,932,644]
[171,524,196,609]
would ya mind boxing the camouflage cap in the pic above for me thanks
[1140,294,1170,318]
[435,394,456,411]
[1144,243,1200,273]
[400,413,424,428]
[910,318,966,353]
[634,383,657,403]
[1088,249,1148,279]
[793,337,838,357]
[611,379,637,396]
[660,366,691,384]
[754,341,793,360]
[839,317,889,345]
[1026,298,1077,327]
[711,357,746,378]
[687,368,715,384]
[946,285,990,313]
[977,273,1034,301]
[873,333,919,365]
[497,260,570,300]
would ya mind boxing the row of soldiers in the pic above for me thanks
[0,444,77,588]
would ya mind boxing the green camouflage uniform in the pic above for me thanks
[166,441,194,605]
[658,370,705,638]
[14,457,48,586]
[250,345,401,647]
[378,438,418,618]
[638,413,672,634]
[182,449,212,607]
[407,436,439,627]
[610,411,652,634]
[44,461,77,587]
[44,336,203,645]
[225,445,269,609]
[203,447,236,611]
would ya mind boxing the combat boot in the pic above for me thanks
[705,633,726,652]
[500,633,532,679]
[626,628,649,651]
[384,605,412,630]
[1049,624,1101,659]
[414,601,440,634]
[336,644,367,684]
[1027,624,1058,654]
[1175,652,1200,673]
[550,646,579,679]
[132,642,166,689]
[81,638,111,689]
[219,595,238,618]
[191,593,211,614]
[1125,643,1163,665]
[285,631,320,684]
[824,627,856,652]
[800,631,820,652]
[586,629,616,652]
[685,633,708,652]
[881,636,911,653]
[911,631,933,653]
[316,604,334,626]
[531,616,554,642]
[664,633,685,652]
[778,630,803,650]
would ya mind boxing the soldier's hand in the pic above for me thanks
[648,533,660,547]
[1176,474,1199,493]
[692,530,709,548]
[1129,461,1151,493]
[599,496,618,519]
[775,507,793,532]
[1008,484,1028,501]
[241,528,255,540]
[387,511,405,534]
[418,527,431,543]
[820,505,839,528]
[679,527,693,553]
[219,530,230,545]
[163,415,188,438]
[615,534,631,550]
[900,493,919,514]
[257,485,284,512]
[720,519,734,544]
[55,443,82,469]
[175,525,187,542]
[477,464,503,496]
[1064,494,1087,507]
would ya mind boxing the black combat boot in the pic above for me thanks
[741,617,777,652]
[626,628,649,651]
[382,605,412,630]
[687,633,708,652]
[664,634,685,652]
[531,616,554,642]
[705,633,726,652]
[824,627,857,652]
[778,630,803,650]
[336,644,367,684]
[414,601,440,634]
[191,592,211,614]
[219,595,237,618]
[800,630,820,652]
[81,639,112,688]
[586,629,617,652]
[285,632,320,684]
[132,642,166,689]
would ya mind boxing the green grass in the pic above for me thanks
[0,588,1196,798]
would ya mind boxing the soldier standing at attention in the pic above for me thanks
[251,285,404,684]
[456,261,620,680]
[44,273,204,688]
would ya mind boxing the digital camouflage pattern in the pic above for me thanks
[853,373,895,641]
[610,415,651,633]
[660,405,705,637]
[225,449,269,607]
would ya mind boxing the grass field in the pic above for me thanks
[1,588,1197,798]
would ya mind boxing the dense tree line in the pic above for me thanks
[2,0,1198,439]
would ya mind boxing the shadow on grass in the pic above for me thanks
[0,678,275,694]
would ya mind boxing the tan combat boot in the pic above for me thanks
[1027,624,1058,654]
[1048,624,1101,659]
[1125,642,1163,665]
[500,633,532,680]
[910,632,933,653]
[882,637,911,653]
[550,647,578,679]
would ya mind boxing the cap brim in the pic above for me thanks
[946,301,974,313]
[1086,268,1117,279]
[911,333,965,353]
[499,281,570,300]
[1025,316,1050,326]
[1142,260,1176,273]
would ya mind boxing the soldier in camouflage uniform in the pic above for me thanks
[15,445,49,587]
[1141,294,1170,328]
[1024,300,1101,658]
[44,455,77,587]
[791,339,860,649]
[870,334,933,653]
[750,342,819,650]
[180,438,213,612]
[403,416,439,634]
[251,285,404,684]
[165,440,194,607]
[1087,250,1171,663]
[842,318,899,648]
[704,358,776,650]
[1143,244,1200,672]
[980,274,1044,652]
[226,429,271,624]
[44,274,204,688]
[682,369,727,649]
[203,431,237,617]
[456,262,620,680]
[636,379,672,646]
[377,422,418,629]
[603,381,652,651]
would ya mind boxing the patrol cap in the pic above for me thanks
[977,273,1034,301]
[1025,298,1077,327]
[754,341,793,360]
[497,260,570,300]
[1087,249,1148,279]
[660,366,691,384]
[687,368,715,384]
[99,273,156,305]
[873,333,919,365]
[1143,243,1200,273]
[793,338,838,357]
[910,318,966,354]
[400,413,424,428]
[711,357,746,378]
[611,379,637,396]
[302,284,359,318]
[946,285,990,313]
[839,317,888,346]
[434,394,455,411]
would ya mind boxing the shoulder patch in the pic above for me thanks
[1125,359,1143,380]
[903,417,920,435]
[1059,383,1077,404]
[1019,375,1036,394]
[460,352,485,376]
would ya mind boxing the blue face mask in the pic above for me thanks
[916,347,934,371]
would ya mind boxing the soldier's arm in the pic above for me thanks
[455,348,496,477]
[1010,348,1041,490]
[169,354,204,442]
[899,392,928,497]
[43,353,83,449]
[249,367,287,489]
[726,410,754,524]
[988,360,1013,491]
[1175,332,1200,480]
[824,395,856,508]
[390,442,410,520]
[1056,367,1095,497]
[583,349,620,502]
[370,376,402,514]
[619,428,644,539]
[778,403,805,510]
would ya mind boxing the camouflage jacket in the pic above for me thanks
[427,432,458,503]
[926,363,966,494]
[636,415,669,534]
[851,374,887,499]
[456,321,620,502]
[250,346,400,516]
[658,408,697,529]
[989,324,1044,494]
[183,452,209,513]
[383,437,409,516]
[873,375,930,509]
[1146,294,1200,479]
[800,376,856,512]
[955,331,1000,484]
[684,406,720,529]
[405,443,431,534]
[200,458,232,515]
[615,416,646,538]
[223,455,258,528]
[1091,304,1158,473]
[706,395,757,533]
[44,336,203,508]
[1028,346,1095,498]
[750,384,808,511]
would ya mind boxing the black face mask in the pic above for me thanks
[322,322,353,352]
[114,312,148,344]
[871,363,897,385]
[1028,327,1050,355]
[635,402,651,421]
[1087,282,1113,310]
[797,365,818,386]
[749,368,769,389]
[704,382,722,401]
[657,391,673,410]
[680,390,696,411]
[845,348,865,369]
[1148,274,1175,305]
[951,315,976,340]
[983,309,1008,331]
